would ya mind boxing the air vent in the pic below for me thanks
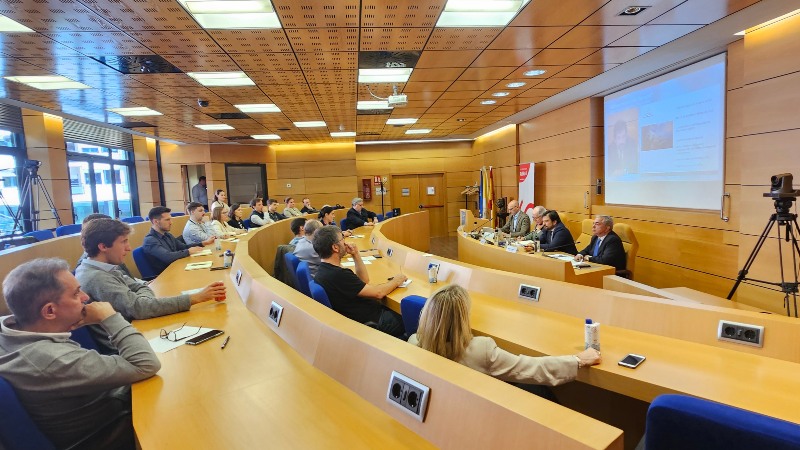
[358,51,421,69]
[116,121,155,128]
[90,55,182,74]
[225,136,255,141]
[357,109,392,116]
[277,127,291,131]
[359,132,380,136]
[618,6,649,15]
[207,112,250,120]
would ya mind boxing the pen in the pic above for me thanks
[221,336,230,349]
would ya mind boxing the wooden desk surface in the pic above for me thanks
[346,228,800,424]
[132,246,433,449]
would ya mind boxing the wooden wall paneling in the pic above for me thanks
[725,84,745,138]
[632,258,736,301]
[519,127,599,161]
[736,130,800,185]
[742,13,800,85]
[518,99,595,143]
[739,70,800,136]
[727,39,745,90]
[738,185,791,236]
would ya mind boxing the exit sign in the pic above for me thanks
[374,176,382,183]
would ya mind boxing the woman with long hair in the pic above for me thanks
[208,206,244,238]
[227,203,246,230]
[318,205,352,237]
[210,189,229,212]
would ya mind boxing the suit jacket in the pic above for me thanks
[578,230,627,270]
[500,212,531,237]
[539,222,578,254]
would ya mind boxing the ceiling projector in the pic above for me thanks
[387,94,408,107]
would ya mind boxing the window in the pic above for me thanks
[67,142,138,223]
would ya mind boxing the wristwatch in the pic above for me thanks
[574,355,584,369]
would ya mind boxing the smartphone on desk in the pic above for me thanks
[185,329,224,346]
[618,353,646,369]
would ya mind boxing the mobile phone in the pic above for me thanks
[185,329,224,346]
[209,266,226,271]
[618,353,646,368]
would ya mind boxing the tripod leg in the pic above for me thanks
[12,175,32,232]
[728,216,776,299]
[35,175,62,227]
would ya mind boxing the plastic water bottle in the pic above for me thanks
[223,250,232,268]
[585,318,600,351]
[215,237,222,251]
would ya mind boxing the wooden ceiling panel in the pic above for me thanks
[285,28,359,53]
[555,63,619,78]
[550,25,638,48]
[296,52,358,70]
[129,73,198,88]
[581,0,685,26]
[471,48,542,67]
[511,0,607,26]
[408,68,463,82]
[527,48,597,66]
[273,0,361,28]
[206,86,267,99]
[162,54,239,73]
[579,46,656,65]
[208,30,292,53]
[431,98,473,108]
[304,70,357,85]
[18,56,130,80]
[0,58,58,77]
[610,24,704,47]
[44,31,152,55]
[360,28,432,51]
[507,64,568,78]
[415,50,480,68]
[649,0,761,25]
[229,53,300,71]
[425,27,503,50]
[360,0,444,28]
[129,30,223,54]
[86,0,200,32]
[0,0,117,32]
[459,66,516,81]
[0,33,84,57]
[533,77,589,90]
[487,26,571,50]
[357,83,404,98]
[516,88,563,98]
[249,71,307,86]
[402,81,452,93]
[439,90,484,100]
[448,79,501,91]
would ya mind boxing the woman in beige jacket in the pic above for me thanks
[408,284,601,386]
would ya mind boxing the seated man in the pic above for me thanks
[266,198,287,222]
[142,206,214,276]
[249,197,271,227]
[75,213,134,278]
[289,217,306,246]
[539,210,578,254]
[499,200,530,238]
[76,218,226,324]
[293,219,323,278]
[344,197,378,230]
[182,201,215,246]
[575,215,627,270]
[520,205,547,241]
[300,197,318,214]
[0,258,161,450]
[312,225,406,338]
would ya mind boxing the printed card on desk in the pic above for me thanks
[350,234,365,239]
[399,279,412,288]
[190,249,213,257]
[185,261,213,271]
[341,261,356,267]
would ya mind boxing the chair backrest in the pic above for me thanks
[55,224,81,237]
[70,327,100,352]
[121,216,144,224]
[132,247,157,280]
[613,222,638,277]
[295,261,312,297]
[0,377,56,450]
[340,218,349,231]
[400,295,427,337]
[170,212,185,217]
[645,394,800,450]
[385,211,395,219]
[308,279,332,308]
[243,219,252,229]
[574,219,594,250]
[376,214,384,222]
[283,252,301,289]
[23,229,54,242]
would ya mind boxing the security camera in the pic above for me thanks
[198,99,209,107]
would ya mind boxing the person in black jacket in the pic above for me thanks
[266,198,287,222]
[344,197,377,230]
[227,203,247,230]
[539,210,578,254]
[574,215,626,270]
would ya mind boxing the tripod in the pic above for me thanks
[11,160,62,233]
[727,196,800,317]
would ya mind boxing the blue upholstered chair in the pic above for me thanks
[70,327,100,352]
[376,214,384,222]
[308,279,332,308]
[55,224,81,237]
[121,216,144,224]
[132,247,157,280]
[295,261,312,297]
[340,218,349,231]
[0,377,56,450]
[243,219,252,229]
[283,252,301,290]
[23,229,54,242]
[170,212,185,217]
[645,394,800,450]
[385,211,395,219]
[400,295,427,337]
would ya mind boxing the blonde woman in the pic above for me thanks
[209,206,244,238]
[409,284,601,386]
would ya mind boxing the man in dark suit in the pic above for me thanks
[575,215,626,270]
[499,200,531,238]
[539,210,578,254]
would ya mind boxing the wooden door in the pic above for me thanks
[391,175,420,218]
[391,173,447,238]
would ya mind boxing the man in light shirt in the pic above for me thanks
[182,201,215,245]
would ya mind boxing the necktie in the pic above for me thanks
[593,238,601,257]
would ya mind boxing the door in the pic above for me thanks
[391,173,447,238]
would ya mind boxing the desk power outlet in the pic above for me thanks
[386,371,430,422]
[717,320,764,347]
[268,301,284,327]
[518,283,541,301]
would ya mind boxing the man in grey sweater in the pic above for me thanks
[75,218,226,323]
[0,258,161,449]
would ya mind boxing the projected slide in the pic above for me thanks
[604,54,726,210]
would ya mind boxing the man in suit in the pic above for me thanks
[539,210,578,254]
[520,205,547,241]
[499,200,530,238]
[575,215,626,270]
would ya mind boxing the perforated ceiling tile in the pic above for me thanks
[129,31,224,54]
[304,69,356,85]
[285,28,359,53]
[360,27,432,51]
[0,57,56,77]
[361,0,444,28]
[511,0,607,27]
[296,52,358,71]
[425,28,503,51]
[0,0,117,32]
[248,71,308,86]
[85,0,201,32]
[229,53,301,71]
[0,33,84,57]
[43,31,151,55]
[273,0,360,28]
[162,53,240,73]
[209,30,293,54]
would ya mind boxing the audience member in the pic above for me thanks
[499,200,530,238]
[75,213,135,278]
[312,225,406,338]
[191,176,207,209]
[289,217,306,245]
[210,189,229,212]
[142,206,213,276]
[208,206,244,238]
[267,198,287,222]
[293,219,323,278]
[520,205,547,241]
[344,197,377,230]
[539,210,578,254]
[409,284,600,387]
[283,197,302,217]
[182,202,215,246]
[0,258,161,449]
[300,197,318,214]
[249,198,271,227]
[227,203,247,230]
[319,205,352,236]
[575,215,627,270]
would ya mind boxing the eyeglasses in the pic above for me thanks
[160,322,201,342]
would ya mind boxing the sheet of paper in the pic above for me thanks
[341,261,355,267]
[350,234,365,239]
[190,249,212,257]
[147,326,215,353]
[181,287,204,295]
[185,261,213,270]
[399,279,412,288]
[361,256,376,261]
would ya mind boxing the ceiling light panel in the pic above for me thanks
[436,0,531,27]
[235,104,281,113]
[405,129,431,134]
[107,107,163,116]
[386,118,418,125]
[4,75,91,90]
[0,14,35,32]
[330,131,356,137]
[177,0,281,29]
[186,72,256,87]
[357,100,393,110]
[358,68,413,83]
[195,124,234,130]
[294,121,327,128]
[252,134,281,140]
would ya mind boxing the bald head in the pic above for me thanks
[507,200,520,215]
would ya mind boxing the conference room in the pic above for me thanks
[1,0,800,449]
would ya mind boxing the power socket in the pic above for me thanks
[717,320,764,347]
[518,283,541,301]
[268,301,283,327]
[386,371,430,422]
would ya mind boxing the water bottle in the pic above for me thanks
[584,318,600,351]
[215,237,222,251]
[223,250,232,268]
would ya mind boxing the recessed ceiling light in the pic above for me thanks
[618,6,648,16]
[456,118,467,122]
[506,82,526,88]
[251,134,281,140]
[480,100,497,105]
[294,121,327,128]
[386,118,418,125]
[405,129,431,135]
[492,92,510,97]
[235,104,281,113]
[330,131,356,137]
[107,107,163,116]
[436,0,531,27]
[357,100,393,110]
[177,0,281,29]
[0,14,35,32]
[523,69,547,77]
[195,124,234,130]
[186,71,255,87]
[358,68,413,83]
[4,75,91,90]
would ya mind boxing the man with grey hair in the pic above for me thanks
[575,215,627,270]
[499,199,530,237]
[0,258,161,449]
[520,205,547,241]
[293,219,324,278]
[345,197,378,230]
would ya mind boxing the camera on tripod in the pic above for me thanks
[764,173,799,216]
